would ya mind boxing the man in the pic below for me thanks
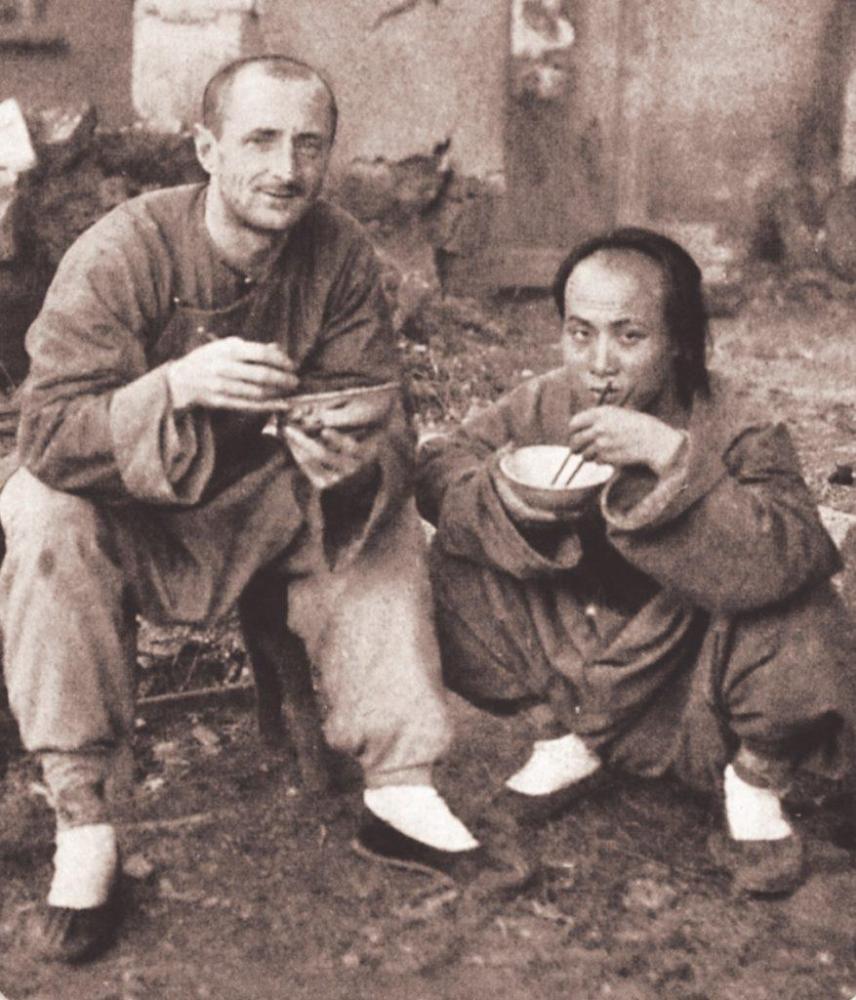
[0,55,487,963]
[417,228,856,896]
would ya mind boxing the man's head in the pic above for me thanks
[552,228,710,409]
[194,56,337,237]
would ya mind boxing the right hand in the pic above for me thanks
[167,337,299,412]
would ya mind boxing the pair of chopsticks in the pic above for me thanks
[549,381,613,487]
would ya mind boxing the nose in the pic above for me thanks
[590,332,617,377]
[271,140,296,182]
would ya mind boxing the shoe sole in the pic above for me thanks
[349,836,456,884]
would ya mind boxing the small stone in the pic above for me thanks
[622,877,678,913]
[124,853,156,881]
[0,99,37,176]
[341,950,361,969]
[191,723,221,753]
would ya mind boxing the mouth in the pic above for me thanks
[259,188,305,203]
[590,384,620,402]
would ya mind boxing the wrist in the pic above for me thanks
[166,360,194,412]
[648,428,687,476]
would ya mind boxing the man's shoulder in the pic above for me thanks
[70,183,204,255]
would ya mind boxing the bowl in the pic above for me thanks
[276,380,400,433]
[498,445,614,513]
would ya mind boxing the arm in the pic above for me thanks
[285,227,416,565]
[602,419,842,613]
[18,204,215,504]
[416,378,585,578]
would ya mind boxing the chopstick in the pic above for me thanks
[549,381,613,487]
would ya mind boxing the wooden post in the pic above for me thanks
[613,0,658,227]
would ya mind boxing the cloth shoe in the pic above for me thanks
[26,823,122,963]
[26,869,123,963]
[352,809,533,896]
[707,830,805,896]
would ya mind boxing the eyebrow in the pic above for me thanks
[565,314,649,328]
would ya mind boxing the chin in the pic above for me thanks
[245,198,314,233]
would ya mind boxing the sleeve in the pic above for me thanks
[601,420,842,613]
[17,205,215,504]
[416,380,584,578]
[295,229,415,567]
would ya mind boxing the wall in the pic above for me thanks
[644,0,839,226]
[133,0,507,180]
[0,0,134,125]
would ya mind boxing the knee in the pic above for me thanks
[1,468,104,547]
[723,585,856,739]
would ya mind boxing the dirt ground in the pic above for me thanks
[2,281,856,1000]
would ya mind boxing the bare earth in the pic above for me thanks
[2,287,856,1000]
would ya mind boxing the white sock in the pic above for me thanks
[363,785,479,852]
[505,733,601,796]
[47,823,119,909]
[724,764,792,841]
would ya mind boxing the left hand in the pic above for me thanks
[283,425,380,490]
[566,406,685,474]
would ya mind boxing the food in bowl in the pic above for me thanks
[267,380,400,438]
[498,444,614,514]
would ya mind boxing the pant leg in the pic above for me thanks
[286,502,453,788]
[671,582,856,792]
[0,469,138,759]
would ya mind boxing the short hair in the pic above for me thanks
[201,55,338,141]
[551,227,710,405]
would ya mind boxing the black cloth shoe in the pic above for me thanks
[489,767,614,828]
[707,830,805,896]
[26,873,123,963]
[352,809,533,895]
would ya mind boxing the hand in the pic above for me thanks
[491,469,560,525]
[283,424,380,491]
[167,337,299,412]
[566,406,685,474]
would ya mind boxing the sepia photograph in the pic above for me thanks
[1,1,856,998]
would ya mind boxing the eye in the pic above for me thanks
[245,131,276,147]
[294,136,324,156]
[620,328,647,345]
[565,325,591,343]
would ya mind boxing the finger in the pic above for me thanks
[566,426,600,452]
[283,425,338,465]
[219,363,300,393]
[567,409,601,432]
[318,428,362,455]
[219,338,296,370]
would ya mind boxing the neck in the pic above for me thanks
[649,379,690,427]
[203,187,288,275]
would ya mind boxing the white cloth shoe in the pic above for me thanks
[363,785,479,852]
[724,764,793,842]
[48,823,119,910]
[505,733,601,797]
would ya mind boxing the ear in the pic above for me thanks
[193,123,218,177]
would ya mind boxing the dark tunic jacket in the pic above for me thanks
[417,369,850,781]
[10,184,411,571]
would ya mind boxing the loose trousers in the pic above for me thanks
[0,466,452,812]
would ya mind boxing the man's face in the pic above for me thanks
[196,66,334,235]
[560,250,676,411]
